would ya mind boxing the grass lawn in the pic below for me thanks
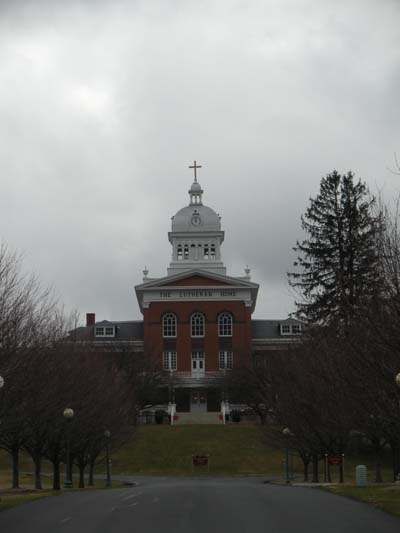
[109,425,296,477]
[0,452,123,512]
[108,425,396,481]
[325,484,400,518]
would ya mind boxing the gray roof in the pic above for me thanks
[72,321,144,341]
[251,319,302,339]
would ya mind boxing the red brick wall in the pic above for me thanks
[143,300,252,371]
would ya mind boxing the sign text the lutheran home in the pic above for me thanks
[158,289,237,299]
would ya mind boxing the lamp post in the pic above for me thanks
[282,427,291,484]
[396,372,400,481]
[104,430,111,488]
[63,408,74,489]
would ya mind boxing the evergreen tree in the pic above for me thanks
[289,170,380,325]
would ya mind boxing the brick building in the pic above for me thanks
[79,165,302,414]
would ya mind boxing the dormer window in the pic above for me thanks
[291,324,301,335]
[280,324,291,335]
[280,323,302,336]
[95,326,115,337]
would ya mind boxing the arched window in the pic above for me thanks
[218,313,232,337]
[210,244,216,259]
[163,313,177,338]
[184,244,189,260]
[177,245,183,260]
[191,313,205,337]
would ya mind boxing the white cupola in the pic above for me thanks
[167,162,226,276]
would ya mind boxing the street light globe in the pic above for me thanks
[395,372,400,388]
[0,376,4,389]
[63,408,74,419]
[104,430,111,438]
[282,427,291,436]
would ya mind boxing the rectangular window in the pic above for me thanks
[95,326,115,337]
[219,351,233,370]
[281,324,291,335]
[291,324,301,334]
[163,351,177,370]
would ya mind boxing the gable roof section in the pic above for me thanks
[158,275,231,287]
[135,269,259,314]
[135,269,258,290]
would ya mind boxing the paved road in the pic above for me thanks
[0,477,399,533]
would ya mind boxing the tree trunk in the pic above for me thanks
[34,455,42,490]
[11,446,20,489]
[392,445,400,482]
[303,460,309,482]
[375,453,382,483]
[88,461,95,486]
[78,464,85,488]
[53,460,61,491]
[327,461,332,482]
[311,455,319,483]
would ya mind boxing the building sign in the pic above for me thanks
[142,287,253,308]
[159,289,237,299]
[192,454,210,472]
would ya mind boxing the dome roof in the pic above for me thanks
[189,181,202,193]
[172,205,221,232]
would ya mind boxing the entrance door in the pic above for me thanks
[191,351,205,376]
[191,390,207,413]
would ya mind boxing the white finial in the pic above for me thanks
[244,265,251,278]
[143,266,149,280]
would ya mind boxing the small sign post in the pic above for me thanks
[192,455,210,473]
[328,454,345,483]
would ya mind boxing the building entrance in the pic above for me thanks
[190,390,207,413]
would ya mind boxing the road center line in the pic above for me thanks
[60,517,72,524]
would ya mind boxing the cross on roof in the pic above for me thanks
[189,160,202,181]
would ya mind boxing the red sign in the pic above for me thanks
[192,455,208,467]
[328,455,343,466]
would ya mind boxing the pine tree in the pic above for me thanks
[289,170,380,325]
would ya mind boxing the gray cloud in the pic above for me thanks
[0,0,399,321]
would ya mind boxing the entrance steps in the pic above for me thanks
[174,412,223,425]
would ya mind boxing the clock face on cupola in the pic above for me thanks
[191,211,202,227]
[167,161,226,276]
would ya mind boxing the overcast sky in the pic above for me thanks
[0,0,399,323]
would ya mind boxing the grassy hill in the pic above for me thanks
[110,425,284,477]
[0,424,396,482]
